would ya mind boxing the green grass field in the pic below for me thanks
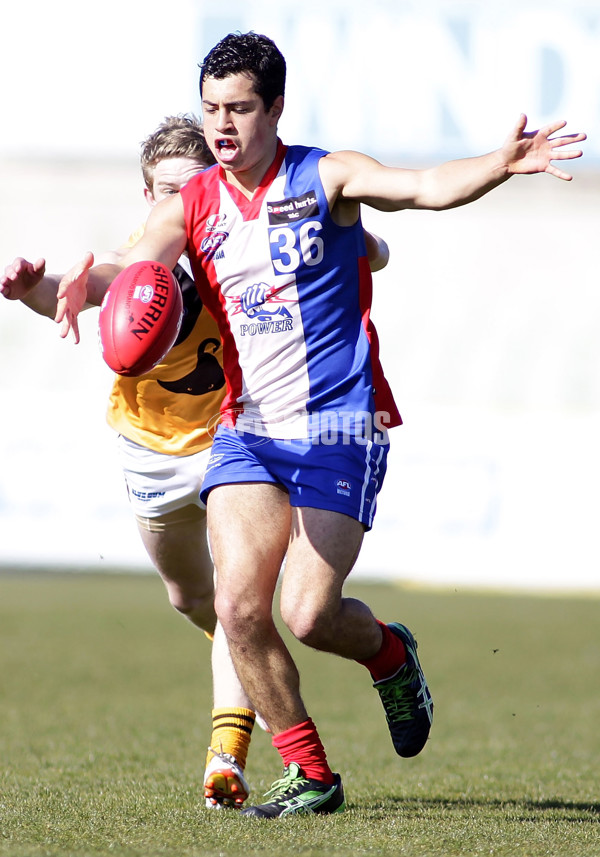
[1,571,598,857]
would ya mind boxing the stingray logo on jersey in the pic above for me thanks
[232,283,296,336]
[268,191,319,224]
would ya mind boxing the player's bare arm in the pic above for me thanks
[321,114,586,215]
[55,193,188,343]
[1,255,106,322]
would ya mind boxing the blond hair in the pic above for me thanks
[140,114,216,190]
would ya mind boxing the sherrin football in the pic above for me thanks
[98,261,183,376]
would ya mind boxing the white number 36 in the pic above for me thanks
[270,221,324,273]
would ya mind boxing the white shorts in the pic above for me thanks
[117,435,211,521]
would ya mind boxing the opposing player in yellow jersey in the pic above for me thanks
[1,114,391,810]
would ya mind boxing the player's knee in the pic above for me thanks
[215,589,270,639]
[168,586,215,626]
[282,601,329,649]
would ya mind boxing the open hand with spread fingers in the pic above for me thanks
[54,251,95,343]
[502,114,586,181]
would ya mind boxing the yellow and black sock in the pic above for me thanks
[206,707,255,770]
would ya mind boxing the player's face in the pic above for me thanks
[201,73,283,184]
[146,156,209,205]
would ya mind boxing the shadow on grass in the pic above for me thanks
[358,795,600,821]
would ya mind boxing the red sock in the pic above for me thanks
[356,620,407,682]
[272,718,334,785]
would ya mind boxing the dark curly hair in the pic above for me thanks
[199,32,286,111]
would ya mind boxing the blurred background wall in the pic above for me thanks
[1,0,598,590]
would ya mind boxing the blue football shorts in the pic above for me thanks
[200,425,389,530]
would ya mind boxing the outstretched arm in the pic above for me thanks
[323,115,586,214]
[414,115,587,209]
[1,256,102,330]
[55,193,188,343]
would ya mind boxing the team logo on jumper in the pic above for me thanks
[268,191,319,224]
[206,213,228,232]
[200,230,228,261]
[231,282,295,336]
[336,479,352,497]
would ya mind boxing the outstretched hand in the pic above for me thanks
[0,257,46,300]
[502,114,586,181]
[55,250,95,344]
